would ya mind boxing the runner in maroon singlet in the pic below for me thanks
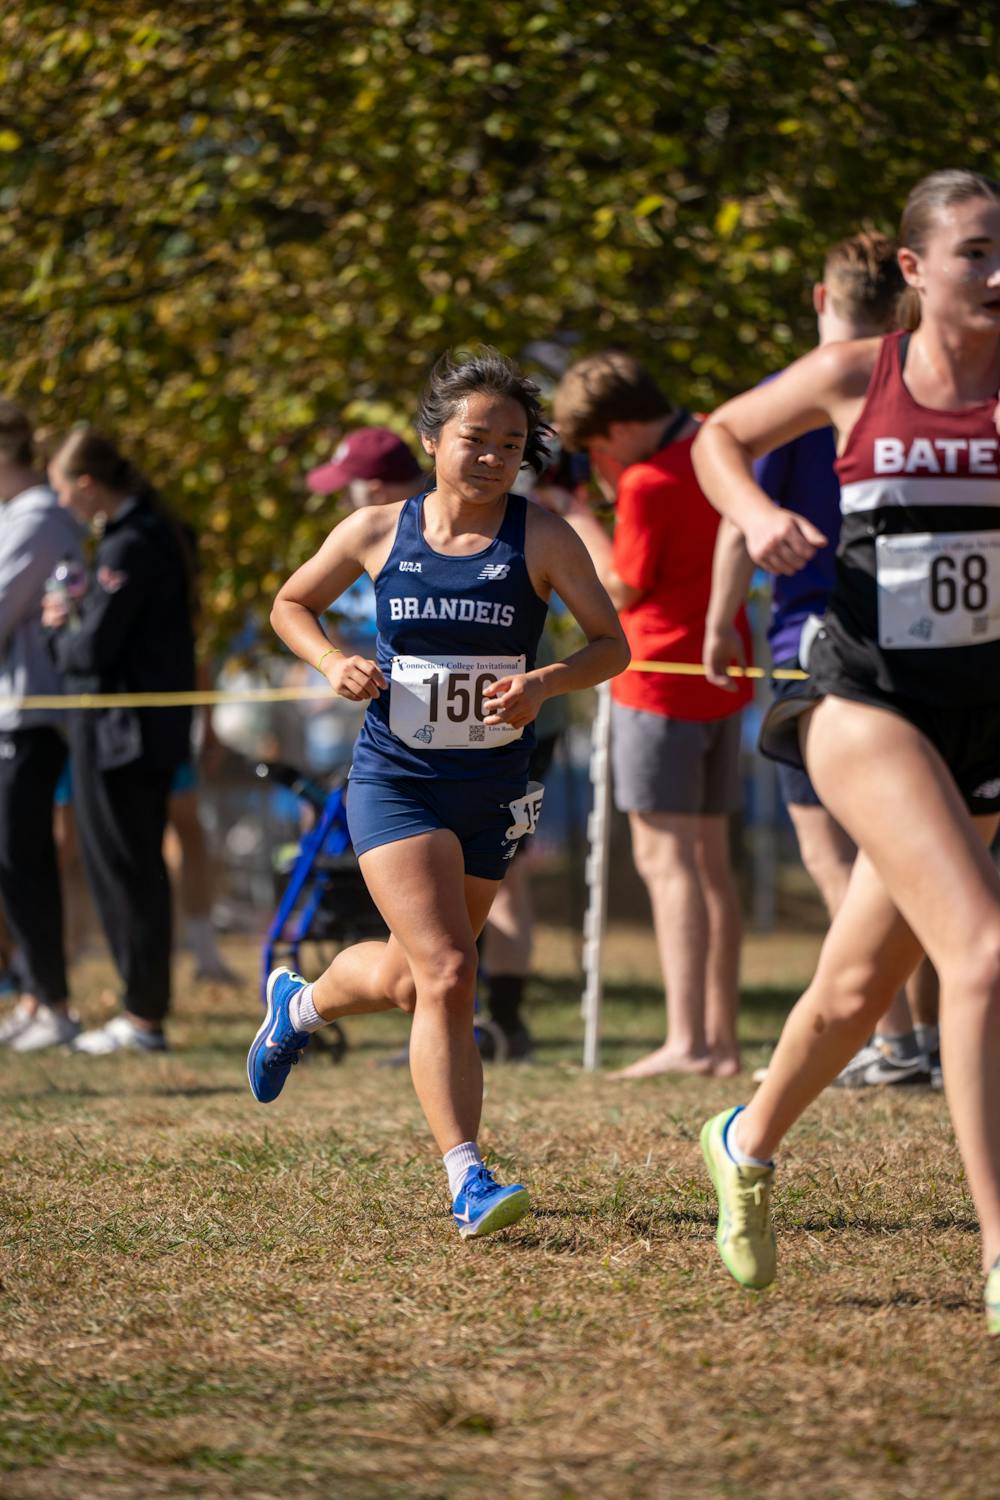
[691,169,1000,1332]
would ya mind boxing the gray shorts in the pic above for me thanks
[611,702,743,816]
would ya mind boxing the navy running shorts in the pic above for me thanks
[770,658,823,809]
[346,775,543,881]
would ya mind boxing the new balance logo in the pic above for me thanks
[478,563,509,581]
[399,560,422,573]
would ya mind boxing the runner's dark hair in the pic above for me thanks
[416,347,552,474]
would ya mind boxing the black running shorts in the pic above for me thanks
[760,673,1000,816]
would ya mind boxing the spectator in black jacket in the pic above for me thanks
[43,428,195,1054]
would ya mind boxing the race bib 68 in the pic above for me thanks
[876,530,1000,650]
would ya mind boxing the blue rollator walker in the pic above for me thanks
[257,761,510,1064]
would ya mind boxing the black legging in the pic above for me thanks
[0,726,69,1005]
[71,742,175,1025]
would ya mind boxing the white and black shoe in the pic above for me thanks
[831,1039,930,1089]
[71,1016,167,1055]
[0,1000,36,1047]
[10,1005,81,1053]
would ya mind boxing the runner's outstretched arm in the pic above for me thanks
[692,342,875,574]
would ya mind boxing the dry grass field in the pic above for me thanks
[2,921,998,1499]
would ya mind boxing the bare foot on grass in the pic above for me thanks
[609,1045,714,1080]
[710,1048,742,1079]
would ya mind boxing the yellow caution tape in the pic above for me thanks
[628,660,808,680]
[0,659,806,712]
[0,686,337,711]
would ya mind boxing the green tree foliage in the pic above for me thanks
[1,1,997,641]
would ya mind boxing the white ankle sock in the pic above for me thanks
[290,984,324,1033]
[444,1141,482,1198]
[724,1108,773,1168]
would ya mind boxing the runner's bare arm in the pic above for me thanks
[693,340,878,575]
[271,505,401,700]
[482,507,629,727]
[703,519,754,690]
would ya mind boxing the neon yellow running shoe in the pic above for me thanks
[701,1107,776,1291]
[986,1256,1000,1336]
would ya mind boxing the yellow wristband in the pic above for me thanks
[315,645,341,673]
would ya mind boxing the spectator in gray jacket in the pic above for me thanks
[0,400,85,1052]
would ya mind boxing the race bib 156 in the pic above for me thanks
[501,782,545,861]
[876,530,1000,650]
[389,654,526,749]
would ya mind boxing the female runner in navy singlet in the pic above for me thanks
[248,349,629,1239]
[692,170,1000,1332]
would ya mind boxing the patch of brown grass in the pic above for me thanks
[1,926,996,1499]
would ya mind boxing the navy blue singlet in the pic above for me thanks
[349,491,549,787]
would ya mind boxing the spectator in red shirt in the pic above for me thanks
[551,352,752,1077]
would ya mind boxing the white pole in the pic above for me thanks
[582,681,613,1071]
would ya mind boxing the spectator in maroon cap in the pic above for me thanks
[303,429,427,699]
[307,427,425,509]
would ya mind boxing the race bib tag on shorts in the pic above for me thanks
[505,781,544,842]
[389,654,526,749]
[876,530,1000,650]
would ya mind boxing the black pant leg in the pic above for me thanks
[72,751,174,1025]
[0,727,69,1005]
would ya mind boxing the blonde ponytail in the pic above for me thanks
[896,286,922,332]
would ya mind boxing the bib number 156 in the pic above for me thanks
[389,653,526,749]
[422,671,498,724]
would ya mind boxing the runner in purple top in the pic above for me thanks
[755,423,840,667]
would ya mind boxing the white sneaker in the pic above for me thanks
[0,999,36,1046]
[10,1005,81,1053]
[71,1015,168,1055]
[831,1039,930,1089]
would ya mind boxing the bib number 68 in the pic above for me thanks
[930,552,989,615]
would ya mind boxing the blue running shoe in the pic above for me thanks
[452,1165,530,1239]
[247,967,312,1103]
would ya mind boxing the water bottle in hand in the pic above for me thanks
[44,558,88,632]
